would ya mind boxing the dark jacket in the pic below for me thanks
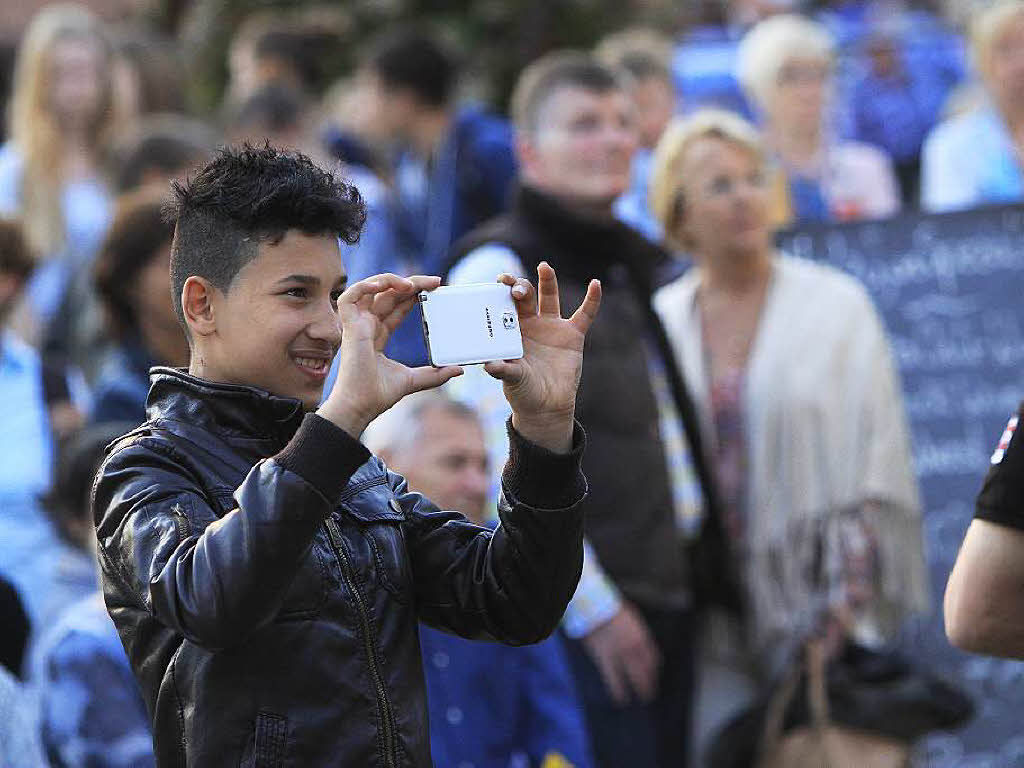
[92,368,587,767]
[448,186,736,612]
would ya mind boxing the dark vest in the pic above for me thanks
[448,186,737,611]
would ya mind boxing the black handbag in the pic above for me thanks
[706,641,974,768]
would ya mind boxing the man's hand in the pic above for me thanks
[581,603,661,706]
[486,263,601,453]
[317,273,463,437]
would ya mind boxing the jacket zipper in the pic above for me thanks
[324,517,399,768]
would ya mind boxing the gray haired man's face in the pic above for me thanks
[521,85,638,208]
[398,409,490,524]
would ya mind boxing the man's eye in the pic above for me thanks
[284,287,307,298]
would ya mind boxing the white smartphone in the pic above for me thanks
[419,283,524,367]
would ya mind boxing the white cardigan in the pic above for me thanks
[654,255,929,648]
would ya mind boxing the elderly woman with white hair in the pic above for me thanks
[922,0,1024,211]
[736,14,901,225]
[648,108,928,761]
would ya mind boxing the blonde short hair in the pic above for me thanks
[735,14,835,113]
[971,0,1024,85]
[649,109,765,248]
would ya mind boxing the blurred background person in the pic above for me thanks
[649,108,929,763]
[33,421,153,768]
[0,663,44,768]
[109,24,186,121]
[364,392,594,768]
[225,81,323,159]
[105,113,217,195]
[670,0,789,120]
[321,74,402,285]
[848,21,964,206]
[736,13,901,226]
[0,216,64,635]
[361,27,518,365]
[921,0,1024,211]
[0,3,116,343]
[446,51,731,768]
[39,112,212,419]
[223,8,350,110]
[363,27,517,273]
[90,187,188,426]
[596,28,678,242]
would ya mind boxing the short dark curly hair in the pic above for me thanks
[165,143,366,333]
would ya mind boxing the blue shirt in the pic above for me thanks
[419,623,593,768]
[0,332,61,629]
[849,34,964,162]
[921,104,1024,212]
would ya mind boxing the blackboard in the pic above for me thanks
[778,204,1024,767]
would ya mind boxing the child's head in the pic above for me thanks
[94,187,186,366]
[166,143,366,409]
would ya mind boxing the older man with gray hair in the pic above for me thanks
[363,391,594,768]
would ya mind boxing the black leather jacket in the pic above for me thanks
[93,368,587,767]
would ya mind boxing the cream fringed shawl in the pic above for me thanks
[654,255,929,653]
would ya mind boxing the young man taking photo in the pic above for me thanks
[92,144,601,767]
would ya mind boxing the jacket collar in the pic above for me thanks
[145,367,306,450]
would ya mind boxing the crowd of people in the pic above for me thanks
[0,0,1021,765]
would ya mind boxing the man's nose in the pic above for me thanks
[308,301,343,347]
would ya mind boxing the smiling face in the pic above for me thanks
[184,230,346,409]
[519,84,638,207]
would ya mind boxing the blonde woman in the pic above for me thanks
[736,14,900,225]
[922,0,1024,211]
[0,3,116,337]
[649,109,928,761]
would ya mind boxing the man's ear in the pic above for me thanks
[516,130,542,187]
[181,276,218,338]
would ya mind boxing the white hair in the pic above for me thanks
[361,390,480,460]
[735,14,835,113]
